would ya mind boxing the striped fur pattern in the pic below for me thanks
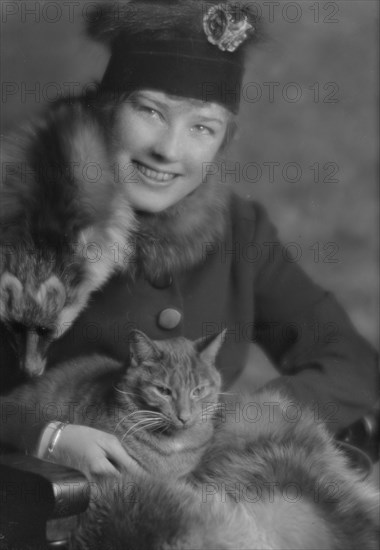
[110,330,224,477]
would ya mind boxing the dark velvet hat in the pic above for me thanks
[86,1,260,113]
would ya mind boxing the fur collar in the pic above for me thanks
[131,182,230,281]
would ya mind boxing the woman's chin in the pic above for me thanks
[127,194,179,214]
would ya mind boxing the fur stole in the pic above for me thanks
[131,181,231,282]
[0,99,136,374]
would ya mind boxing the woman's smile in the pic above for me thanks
[133,160,179,186]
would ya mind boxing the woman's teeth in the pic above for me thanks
[135,162,176,182]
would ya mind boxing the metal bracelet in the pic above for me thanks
[45,421,69,459]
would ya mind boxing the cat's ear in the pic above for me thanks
[128,329,161,365]
[195,330,226,364]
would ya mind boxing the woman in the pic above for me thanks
[1,0,378,478]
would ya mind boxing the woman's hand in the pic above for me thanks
[50,424,143,479]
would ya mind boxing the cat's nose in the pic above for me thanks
[178,413,191,425]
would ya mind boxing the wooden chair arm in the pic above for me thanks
[0,453,89,549]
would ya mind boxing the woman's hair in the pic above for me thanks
[220,118,238,152]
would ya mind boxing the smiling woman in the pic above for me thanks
[0,0,378,511]
[111,90,230,212]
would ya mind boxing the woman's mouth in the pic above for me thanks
[134,161,178,184]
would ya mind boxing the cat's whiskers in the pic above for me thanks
[114,387,138,397]
[123,418,155,437]
[114,414,134,433]
[131,418,164,429]
[122,418,164,439]
[125,409,164,420]
[114,408,156,427]
[201,402,221,413]
[125,412,165,429]
[129,420,164,437]
[115,410,164,432]
[113,385,147,403]
[198,402,224,420]
[113,410,156,430]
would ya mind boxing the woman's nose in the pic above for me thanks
[150,126,182,162]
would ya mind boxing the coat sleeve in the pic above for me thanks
[251,202,379,433]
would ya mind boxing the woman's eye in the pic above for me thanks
[137,104,161,119]
[191,125,215,136]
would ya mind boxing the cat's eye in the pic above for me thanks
[154,385,172,397]
[191,385,208,399]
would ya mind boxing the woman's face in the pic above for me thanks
[112,90,230,213]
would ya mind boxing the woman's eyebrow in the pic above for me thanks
[135,92,166,110]
[197,115,224,125]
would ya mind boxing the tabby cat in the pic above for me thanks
[5,330,379,549]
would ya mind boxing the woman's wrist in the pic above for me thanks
[36,421,70,459]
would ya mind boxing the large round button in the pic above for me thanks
[157,308,182,330]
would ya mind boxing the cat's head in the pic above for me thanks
[119,330,224,432]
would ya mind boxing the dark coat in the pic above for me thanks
[1,185,378,451]
[50,189,379,427]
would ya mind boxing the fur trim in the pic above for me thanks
[86,1,261,46]
[0,100,136,374]
[1,100,134,241]
[0,100,136,289]
[132,182,231,281]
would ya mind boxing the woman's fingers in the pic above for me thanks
[103,435,143,474]
[51,424,143,479]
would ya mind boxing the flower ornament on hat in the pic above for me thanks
[203,4,253,53]
[86,0,261,113]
